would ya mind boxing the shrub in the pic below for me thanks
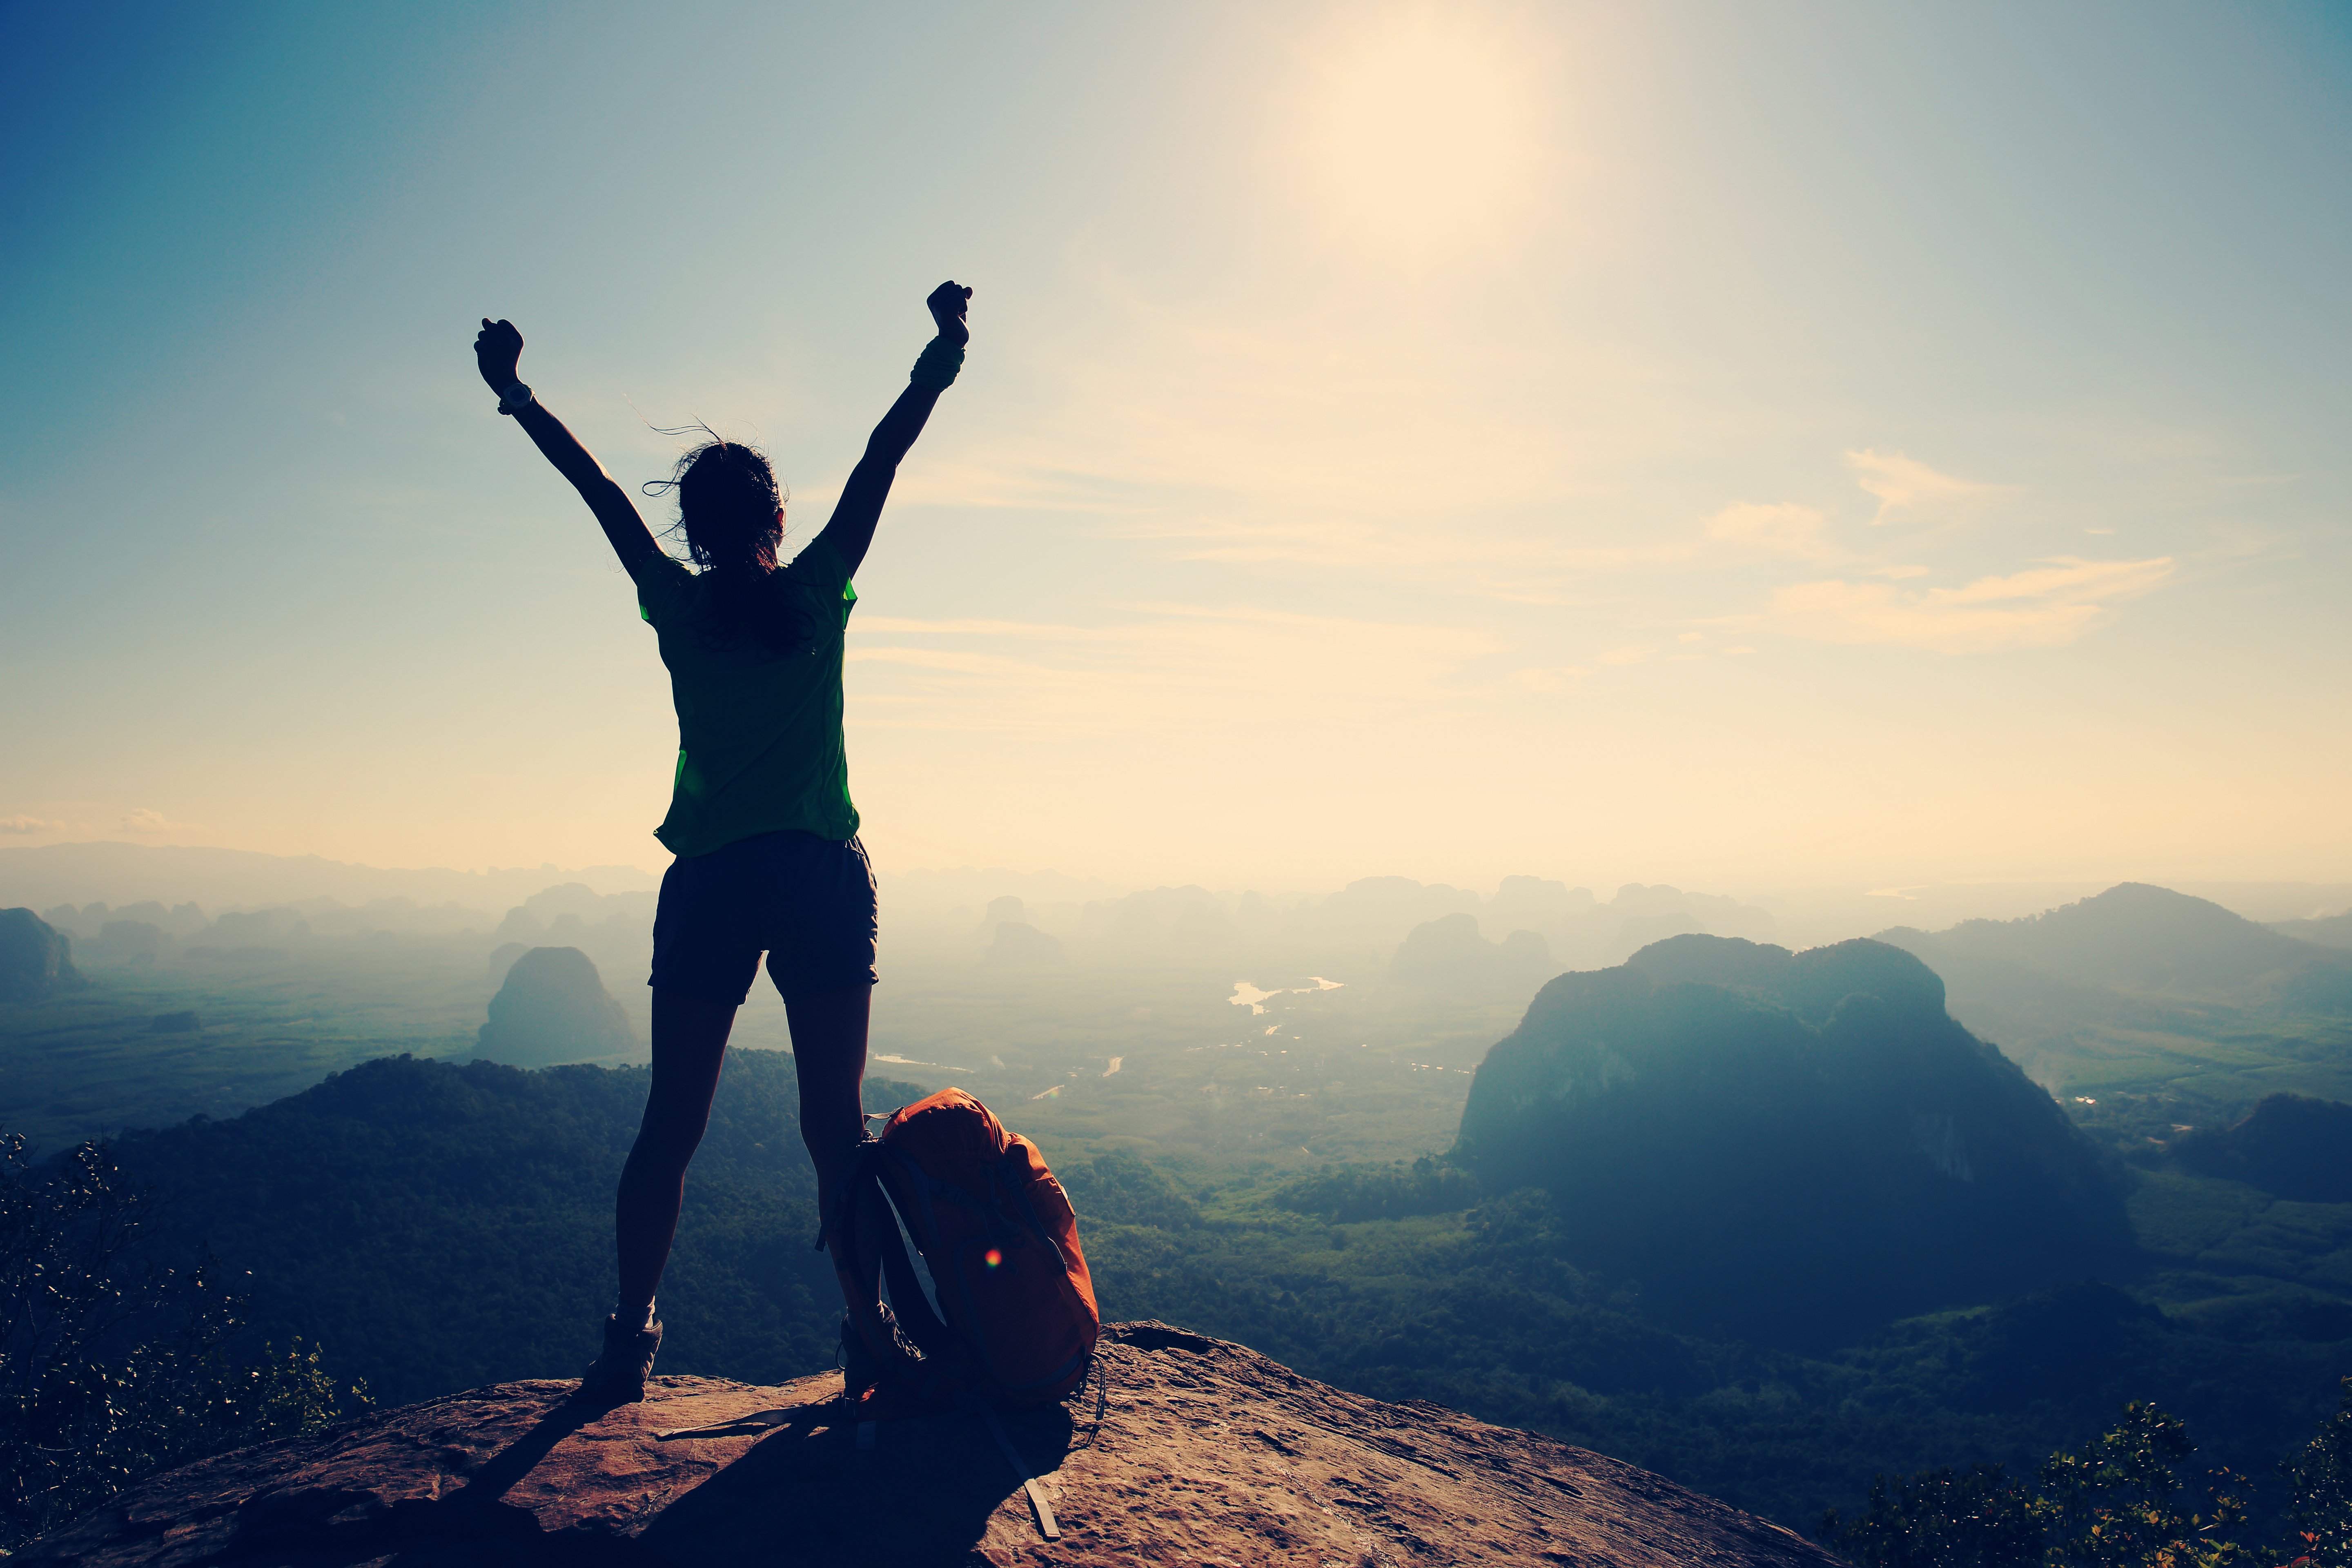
[1822,1399,2279,1567]
[0,1131,367,1548]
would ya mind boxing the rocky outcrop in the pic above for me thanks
[984,921,1067,969]
[1391,913,1556,999]
[474,946,634,1067]
[91,918,170,960]
[1456,935,2132,1347]
[2171,1092,2352,1202]
[25,1322,1838,1567]
[0,906,83,1004]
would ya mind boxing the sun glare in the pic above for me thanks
[1297,11,1548,258]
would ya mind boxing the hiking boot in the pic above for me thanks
[840,1302,923,1400]
[575,1312,663,1405]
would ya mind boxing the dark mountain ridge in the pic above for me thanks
[1456,935,2132,1345]
[103,1053,924,1405]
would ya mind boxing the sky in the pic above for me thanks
[2,1,2348,901]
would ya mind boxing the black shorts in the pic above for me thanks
[648,831,879,1006]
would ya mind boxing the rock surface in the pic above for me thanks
[27,1322,1839,1567]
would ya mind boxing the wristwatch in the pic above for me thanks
[497,381,535,415]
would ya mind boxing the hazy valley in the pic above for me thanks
[7,843,2352,1543]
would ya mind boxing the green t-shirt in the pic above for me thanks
[630,536,860,858]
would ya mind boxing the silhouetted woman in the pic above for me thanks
[472,282,971,1401]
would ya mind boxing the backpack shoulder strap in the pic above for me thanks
[820,1142,958,1386]
[871,1178,954,1361]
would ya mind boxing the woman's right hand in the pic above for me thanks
[925,282,971,348]
[475,318,524,391]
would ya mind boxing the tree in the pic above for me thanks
[2037,1401,2268,1568]
[1817,1462,2044,1567]
[0,1130,366,1548]
[2278,1379,2352,1568]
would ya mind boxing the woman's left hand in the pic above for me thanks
[925,282,971,348]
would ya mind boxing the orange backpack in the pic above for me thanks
[824,1088,1099,1410]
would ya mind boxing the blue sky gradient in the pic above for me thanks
[3,2,2347,895]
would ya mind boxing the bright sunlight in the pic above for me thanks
[1295,10,1550,258]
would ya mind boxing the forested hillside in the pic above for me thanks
[108,1052,924,1403]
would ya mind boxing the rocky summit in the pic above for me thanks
[474,945,635,1067]
[28,1322,1838,1567]
[1455,935,2131,1346]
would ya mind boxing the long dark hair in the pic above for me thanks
[642,437,812,655]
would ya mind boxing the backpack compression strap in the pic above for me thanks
[982,1407,1062,1541]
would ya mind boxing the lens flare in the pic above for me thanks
[984,1248,1003,1269]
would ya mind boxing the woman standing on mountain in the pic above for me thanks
[472,282,971,1401]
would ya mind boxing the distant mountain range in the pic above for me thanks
[1879,882,2351,1000]
[0,842,654,914]
[1871,884,2352,1087]
[2,844,1786,978]
[15,844,2346,989]
[2261,911,2352,951]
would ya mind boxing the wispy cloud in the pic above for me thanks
[848,602,1505,736]
[1509,666,1591,691]
[857,616,1123,639]
[121,807,193,832]
[1845,449,2005,525]
[1703,501,1835,559]
[1768,556,2175,652]
[0,815,63,835]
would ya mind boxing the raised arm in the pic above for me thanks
[812,281,971,578]
[473,318,661,575]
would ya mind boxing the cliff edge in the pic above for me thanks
[25,1321,1840,1567]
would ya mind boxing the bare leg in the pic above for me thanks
[614,989,737,1319]
[781,978,889,1300]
